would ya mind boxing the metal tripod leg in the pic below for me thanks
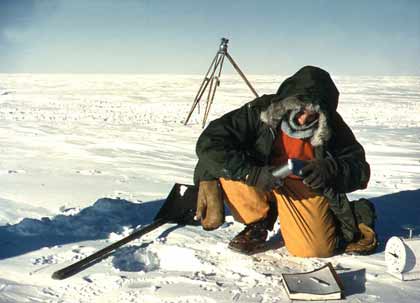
[184,38,259,127]
[184,52,223,126]
[225,52,259,98]
[203,53,225,127]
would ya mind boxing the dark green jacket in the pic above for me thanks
[194,66,370,241]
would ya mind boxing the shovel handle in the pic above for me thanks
[51,218,168,280]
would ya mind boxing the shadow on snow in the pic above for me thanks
[0,198,164,260]
[371,188,420,249]
[0,189,419,260]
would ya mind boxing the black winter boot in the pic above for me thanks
[228,220,269,255]
[344,223,378,255]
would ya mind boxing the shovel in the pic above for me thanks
[51,183,198,280]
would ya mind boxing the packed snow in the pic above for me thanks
[0,73,419,302]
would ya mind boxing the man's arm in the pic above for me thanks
[328,113,370,193]
[195,103,259,181]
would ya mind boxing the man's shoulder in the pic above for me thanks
[245,94,277,110]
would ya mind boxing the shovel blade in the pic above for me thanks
[154,183,198,224]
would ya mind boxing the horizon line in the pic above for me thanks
[0,72,419,77]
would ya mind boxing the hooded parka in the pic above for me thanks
[194,66,370,242]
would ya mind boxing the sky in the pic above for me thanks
[0,0,419,75]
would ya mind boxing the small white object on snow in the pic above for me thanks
[385,236,420,281]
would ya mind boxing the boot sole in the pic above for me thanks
[228,241,271,255]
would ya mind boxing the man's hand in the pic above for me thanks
[301,158,337,190]
[195,180,225,231]
[246,166,283,192]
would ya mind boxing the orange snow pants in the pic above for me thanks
[220,177,337,258]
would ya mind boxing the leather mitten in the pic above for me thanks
[195,180,225,230]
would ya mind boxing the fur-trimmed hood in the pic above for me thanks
[260,66,340,146]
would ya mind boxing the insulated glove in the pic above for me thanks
[301,158,337,190]
[195,180,225,231]
[246,166,283,192]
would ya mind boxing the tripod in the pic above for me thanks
[184,38,259,128]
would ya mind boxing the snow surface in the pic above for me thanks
[0,73,419,302]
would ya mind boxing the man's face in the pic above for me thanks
[295,109,319,126]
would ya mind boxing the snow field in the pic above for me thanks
[0,74,420,302]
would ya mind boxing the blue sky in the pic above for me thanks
[1,0,419,75]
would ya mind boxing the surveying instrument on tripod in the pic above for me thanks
[184,38,259,128]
